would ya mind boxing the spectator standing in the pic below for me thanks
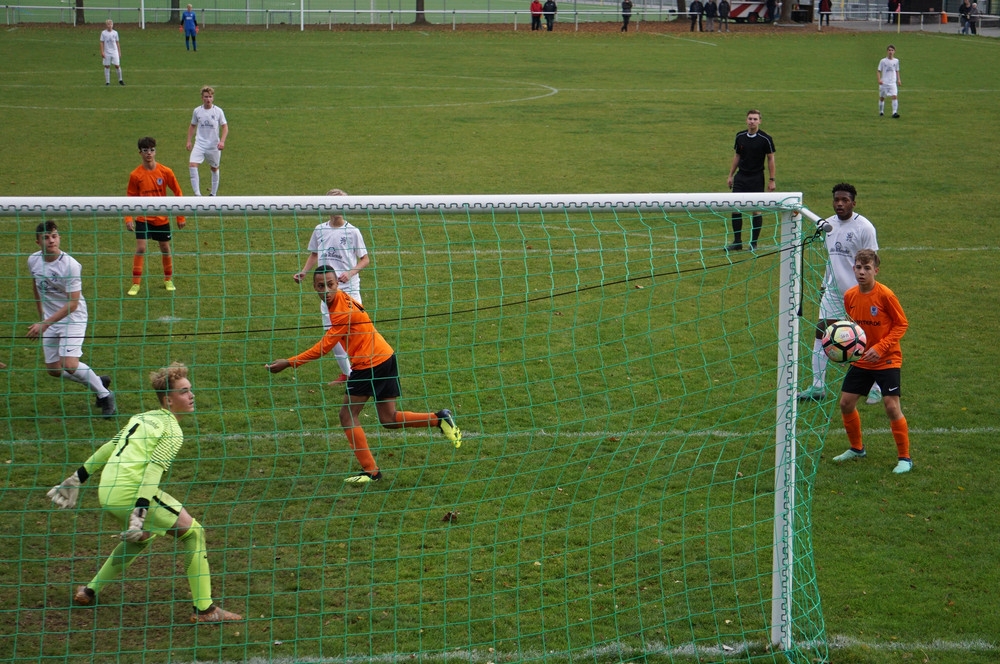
[968,2,979,34]
[530,0,543,30]
[718,0,731,30]
[765,0,776,21]
[958,0,971,33]
[887,0,900,25]
[621,0,633,31]
[819,0,832,26]
[543,0,557,30]
[704,0,718,31]
[689,0,704,31]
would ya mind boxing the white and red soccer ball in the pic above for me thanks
[821,321,867,363]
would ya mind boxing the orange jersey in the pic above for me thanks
[125,163,185,226]
[287,290,394,371]
[844,281,908,370]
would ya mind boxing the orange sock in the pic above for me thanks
[890,417,910,459]
[842,409,863,451]
[162,254,173,281]
[344,426,377,473]
[393,411,435,428]
[132,255,144,283]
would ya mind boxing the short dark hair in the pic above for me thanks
[35,220,58,237]
[854,248,880,267]
[137,136,156,151]
[313,265,338,278]
[746,109,761,117]
[832,183,857,201]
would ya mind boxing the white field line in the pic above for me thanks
[161,635,997,664]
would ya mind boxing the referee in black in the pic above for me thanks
[726,109,776,251]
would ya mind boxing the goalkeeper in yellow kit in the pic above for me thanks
[47,362,242,623]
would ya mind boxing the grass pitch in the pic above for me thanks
[1,23,1000,664]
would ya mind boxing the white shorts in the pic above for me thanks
[879,84,897,98]
[190,144,222,168]
[41,321,86,364]
[818,288,847,322]
[103,54,120,67]
[319,288,362,330]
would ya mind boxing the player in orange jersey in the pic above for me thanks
[266,266,461,484]
[125,137,186,296]
[831,249,912,474]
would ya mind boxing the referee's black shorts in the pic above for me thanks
[732,171,765,194]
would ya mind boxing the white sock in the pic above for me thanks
[891,99,898,114]
[62,362,110,397]
[210,170,220,196]
[811,339,828,390]
[104,68,110,84]
[878,100,884,114]
[333,343,351,377]
[117,67,123,82]
[189,167,201,196]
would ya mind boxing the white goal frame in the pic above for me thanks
[1,192,819,654]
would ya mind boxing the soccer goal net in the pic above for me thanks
[1,193,831,663]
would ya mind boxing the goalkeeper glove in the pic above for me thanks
[47,467,89,509]
[121,499,150,542]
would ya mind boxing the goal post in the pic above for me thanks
[0,193,830,663]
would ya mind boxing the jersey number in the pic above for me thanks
[115,422,141,457]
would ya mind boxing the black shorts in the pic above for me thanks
[135,221,171,242]
[732,171,765,194]
[842,365,901,398]
[346,354,402,400]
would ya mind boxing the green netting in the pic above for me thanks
[1,196,831,664]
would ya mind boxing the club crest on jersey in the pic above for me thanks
[156,178,164,186]
[870,306,878,317]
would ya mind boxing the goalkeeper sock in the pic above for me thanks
[210,170,220,196]
[332,342,351,377]
[730,213,743,245]
[132,254,144,282]
[88,537,154,593]
[178,519,214,612]
[393,411,436,428]
[890,416,910,459]
[842,409,863,451]
[161,253,173,281]
[344,427,377,473]
[189,167,201,196]
[811,338,828,389]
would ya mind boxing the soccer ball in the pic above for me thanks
[821,321,867,363]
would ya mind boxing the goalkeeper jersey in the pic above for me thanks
[84,408,184,504]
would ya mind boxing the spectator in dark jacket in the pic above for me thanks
[621,0,633,31]
[689,0,704,31]
[543,0,557,30]
[718,0,731,30]
[704,0,718,31]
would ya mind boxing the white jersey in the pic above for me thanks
[822,212,878,296]
[100,29,120,61]
[27,251,89,324]
[308,221,368,296]
[190,104,227,149]
[877,57,900,85]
